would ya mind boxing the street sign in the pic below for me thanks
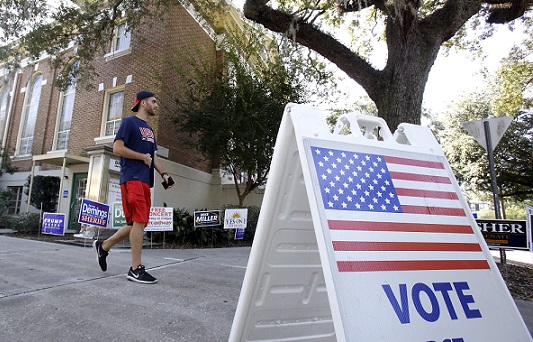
[229,104,532,342]
[460,116,514,152]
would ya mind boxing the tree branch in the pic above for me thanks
[243,0,380,93]
[420,0,482,43]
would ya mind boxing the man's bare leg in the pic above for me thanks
[101,224,132,251]
[129,221,145,269]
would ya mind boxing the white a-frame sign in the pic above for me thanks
[229,104,532,342]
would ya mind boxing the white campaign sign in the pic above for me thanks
[229,104,532,342]
[112,203,173,231]
[224,208,248,229]
[145,207,173,232]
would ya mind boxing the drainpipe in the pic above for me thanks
[57,157,66,213]
[1,70,20,156]
[26,159,35,213]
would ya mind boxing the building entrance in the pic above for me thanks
[68,173,87,231]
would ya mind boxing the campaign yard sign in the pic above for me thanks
[112,203,173,231]
[224,208,248,229]
[145,207,173,232]
[78,198,109,228]
[112,202,126,228]
[194,210,221,228]
[224,208,248,240]
[42,213,66,236]
[229,104,532,342]
[476,219,530,250]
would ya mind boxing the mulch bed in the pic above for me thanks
[497,262,533,301]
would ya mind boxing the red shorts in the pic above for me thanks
[121,180,151,225]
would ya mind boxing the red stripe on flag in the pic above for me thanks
[402,205,466,216]
[337,260,490,272]
[328,220,473,234]
[395,188,458,200]
[389,171,451,184]
[332,241,482,252]
[384,156,445,169]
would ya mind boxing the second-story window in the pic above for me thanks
[18,74,43,156]
[105,22,131,61]
[114,23,131,52]
[56,82,75,150]
[0,85,9,145]
[104,90,124,137]
[55,61,78,150]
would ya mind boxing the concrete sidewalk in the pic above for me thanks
[0,235,532,341]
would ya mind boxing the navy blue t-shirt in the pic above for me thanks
[114,116,158,187]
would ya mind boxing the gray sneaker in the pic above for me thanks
[127,265,158,284]
[93,240,108,272]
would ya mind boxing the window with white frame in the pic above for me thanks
[104,90,124,137]
[114,23,131,52]
[0,86,9,144]
[104,22,131,61]
[7,186,23,215]
[55,62,78,150]
[18,74,43,156]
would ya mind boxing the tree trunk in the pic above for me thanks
[368,13,442,130]
[242,0,483,127]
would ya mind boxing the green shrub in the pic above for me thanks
[8,213,41,233]
[24,175,60,212]
[0,190,11,217]
[148,205,260,247]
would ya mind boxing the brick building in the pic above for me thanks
[0,3,263,231]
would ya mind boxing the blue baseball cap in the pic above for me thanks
[131,90,156,112]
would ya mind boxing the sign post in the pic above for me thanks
[229,104,531,342]
[194,210,221,247]
[461,116,514,264]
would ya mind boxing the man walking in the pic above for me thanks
[93,90,173,284]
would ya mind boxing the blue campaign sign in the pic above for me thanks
[476,219,529,250]
[194,210,221,228]
[42,213,66,236]
[234,228,245,240]
[78,198,110,228]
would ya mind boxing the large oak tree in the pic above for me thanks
[238,0,532,128]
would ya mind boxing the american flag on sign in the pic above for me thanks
[310,145,490,273]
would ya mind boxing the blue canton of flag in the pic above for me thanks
[311,146,402,213]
